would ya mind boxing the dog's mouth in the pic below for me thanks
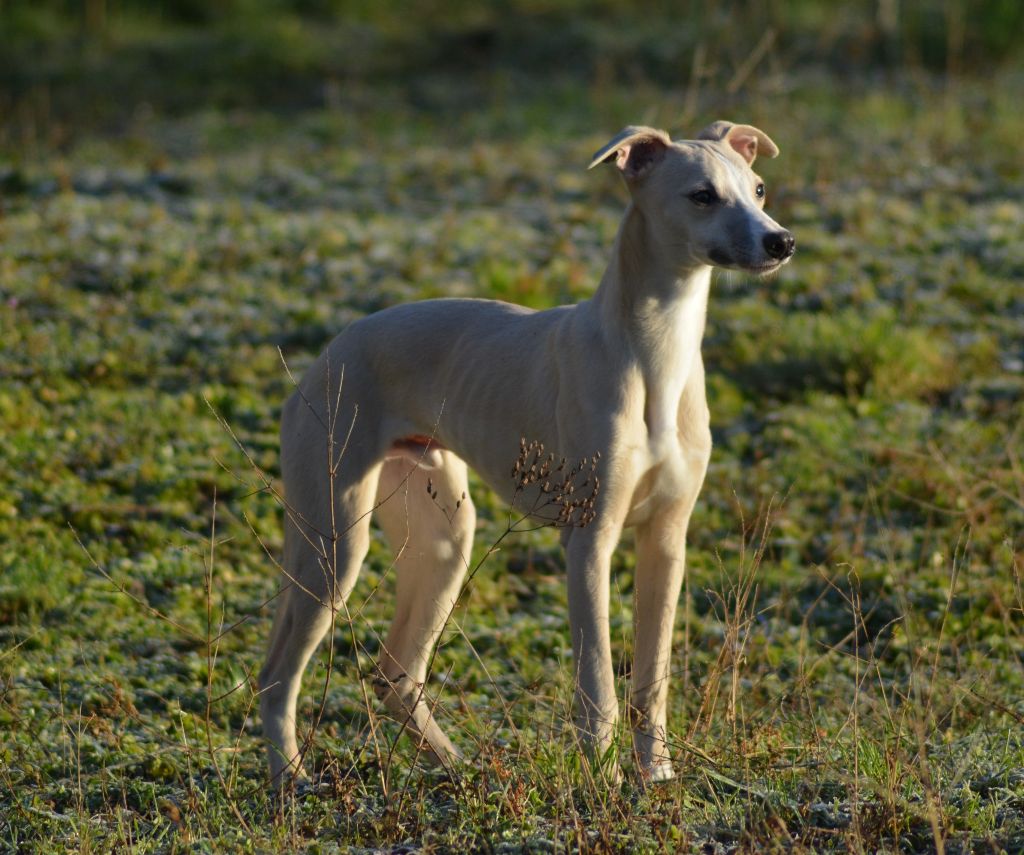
[741,258,788,276]
[707,248,790,276]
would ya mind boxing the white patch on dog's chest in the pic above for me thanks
[624,436,689,526]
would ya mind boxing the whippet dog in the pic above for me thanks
[260,120,795,786]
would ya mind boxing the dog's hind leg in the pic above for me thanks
[260,393,382,787]
[371,451,475,768]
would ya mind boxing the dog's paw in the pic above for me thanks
[640,760,676,784]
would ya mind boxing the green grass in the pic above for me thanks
[2,25,1024,852]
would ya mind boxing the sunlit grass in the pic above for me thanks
[1,41,1022,853]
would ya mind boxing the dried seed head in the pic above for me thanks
[508,439,603,530]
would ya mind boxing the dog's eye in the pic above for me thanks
[689,188,717,206]
[755,183,766,199]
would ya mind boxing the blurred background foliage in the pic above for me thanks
[2,0,1023,144]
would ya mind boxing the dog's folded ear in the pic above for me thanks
[588,126,671,178]
[697,121,779,165]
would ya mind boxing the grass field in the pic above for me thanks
[2,5,1023,852]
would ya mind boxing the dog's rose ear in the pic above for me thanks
[697,121,779,164]
[588,126,671,178]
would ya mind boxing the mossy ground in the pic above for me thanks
[1,8,1023,853]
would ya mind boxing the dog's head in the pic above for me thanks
[589,121,794,275]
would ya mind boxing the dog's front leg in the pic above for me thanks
[630,498,695,782]
[564,527,620,779]
[631,429,710,782]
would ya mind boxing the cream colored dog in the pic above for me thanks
[260,121,794,786]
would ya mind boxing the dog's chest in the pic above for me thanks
[624,436,692,526]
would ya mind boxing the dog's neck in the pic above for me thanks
[587,203,711,445]
[591,203,711,439]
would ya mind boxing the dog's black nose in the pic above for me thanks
[763,230,795,260]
